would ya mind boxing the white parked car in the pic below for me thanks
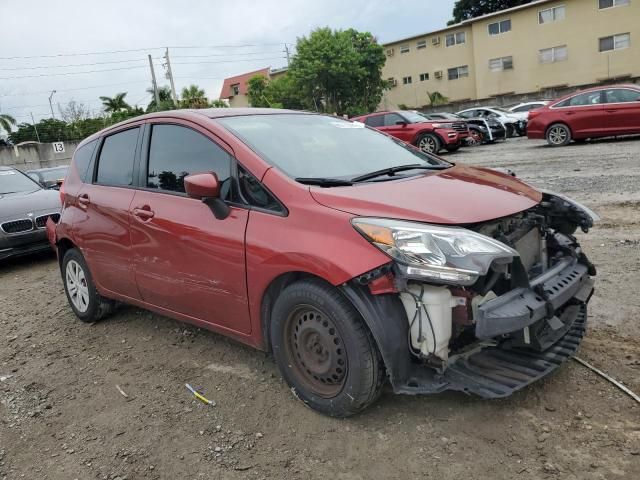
[456,107,524,137]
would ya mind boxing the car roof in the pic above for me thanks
[0,166,17,172]
[552,84,640,104]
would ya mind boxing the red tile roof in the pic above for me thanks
[218,68,270,99]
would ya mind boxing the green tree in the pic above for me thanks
[209,99,229,108]
[0,113,16,134]
[450,0,532,23]
[107,107,145,125]
[288,27,387,116]
[99,92,130,113]
[247,75,270,107]
[146,86,176,112]
[426,91,450,107]
[180,84,209,109]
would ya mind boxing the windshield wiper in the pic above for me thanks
[351,163,450,183]
[296,177,354,187]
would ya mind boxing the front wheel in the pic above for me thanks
[62,248,115,322]
[546,123,572,147]
[416,133,441,154]
[270,279,384,417]
[445,145,460,153]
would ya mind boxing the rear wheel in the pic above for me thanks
[505,124,515,138]
[546,123,572,147]
[270,279,384,417]
[62,248,115,322]
[416,133,441,154]
[466,129,484,146]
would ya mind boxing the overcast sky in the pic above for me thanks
[0,0,455,126]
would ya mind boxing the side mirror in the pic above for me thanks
[184,172,230,220]
[395,120,408,127]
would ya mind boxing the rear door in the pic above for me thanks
[552,90,605,137]
[73,125,142,298]
[603,88,640,134]
[129,120,251,334]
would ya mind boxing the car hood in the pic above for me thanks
[0,188,61,222]
[309,164,542,225]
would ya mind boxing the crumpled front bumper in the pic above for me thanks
[0,229,51,260]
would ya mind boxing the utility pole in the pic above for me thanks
[164,48,178,106]
[148,54,160,109]
[284,43,291,67]
[48,90,56,119]
[30,112,41,142]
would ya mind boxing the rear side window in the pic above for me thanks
[96,128,139,186]
[73,139,97,183]
[364,115,384,127]
[146,124,231,195]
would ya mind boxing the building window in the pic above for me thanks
[539,45,568,63]
[489,56,514,71]
[600,33,631,51]
[400,44,410,54]
[402,76,412,85]
[448,65,469,80]
[446,31,466,47]
[488,19,511,36]
[416,40,427,49]
[231,83,240,96]
[419,73,429,81]
[538,5,566,23]
[599,0,629,9]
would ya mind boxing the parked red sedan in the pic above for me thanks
[527,84,640,146]
[353,110,467,153]
[48,109,596,417]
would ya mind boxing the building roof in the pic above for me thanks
[383,0,555,46]
[218,68,270,99]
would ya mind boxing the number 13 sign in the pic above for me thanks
[52,142,65,153]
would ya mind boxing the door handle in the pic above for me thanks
[605,109,617,113]
[565,112,576,115]
[132,206,155,221]
[77,194,90,209]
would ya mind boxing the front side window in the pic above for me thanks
[146,124,231,194]
[96,128,139,187]
[604,88,640,103]
[237,166,281,212]
[539,5,566,23]
[539,45,568,63]
[599,33,630,52]
[488,19,511,35]
[218,114,447,180]
[446,31,466,47]
[383,113,405,126]
[555,91,603,107]
[599,0,629,9]
[73,139,97,183]
[489,56,514,71]
[448,65,469,80]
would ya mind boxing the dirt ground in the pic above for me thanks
[1,136,639,480]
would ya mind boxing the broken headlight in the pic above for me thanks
[352,218,518,285]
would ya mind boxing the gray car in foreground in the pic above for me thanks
[0,166,61,260]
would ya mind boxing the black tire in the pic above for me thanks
[505,124,515,138]
[270,279,384,417]
[62,248,115,322]
[546,123,572,147]
[416,133,441,154]
[445,145,460,153]
[466,129,484,146]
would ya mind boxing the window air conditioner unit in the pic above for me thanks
[432,36,441,46]
[434,70,443,79]
[386,48,395,56]
[387,77,398,87]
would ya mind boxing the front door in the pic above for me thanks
[129,121,251,334]
[554,90,605,137]
[379,113,413,142]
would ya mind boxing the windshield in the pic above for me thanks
[399,111,429,123]
[40,167,68,182]
[218,114,449,180]
[0,170,41,194]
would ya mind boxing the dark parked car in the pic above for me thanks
[457,107,524,137]
[27,166,69,190]
[527,84,640,146]
[420,112,506,145]
[49,109,597,417]
[0,166,61,260]
[352,110,467,153]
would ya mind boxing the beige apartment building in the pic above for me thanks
[381,0,639,109]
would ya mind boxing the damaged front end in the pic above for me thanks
[345,192,597,398]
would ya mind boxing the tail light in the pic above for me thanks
[528,109,543,120]
[59,181,65,206]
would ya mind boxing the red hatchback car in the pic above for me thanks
[527,84,640,146]
[352,110,468,154]
[48,109,597,417]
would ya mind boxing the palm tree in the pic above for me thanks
[180,84,208,109]
[0,113,16,134]
[146,86,175,112]
[427,91,450,107]
[99,92,130,113]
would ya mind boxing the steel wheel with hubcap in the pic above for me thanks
[66,260,89,313]
[270,279,384,417]
[546,123,572,147]
[416,133,441,154]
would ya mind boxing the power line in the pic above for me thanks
[0,80,152,98]
[171,56,286,66]
[0,65,151,80]
[0,58,153,71]
[172,51,284,59]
